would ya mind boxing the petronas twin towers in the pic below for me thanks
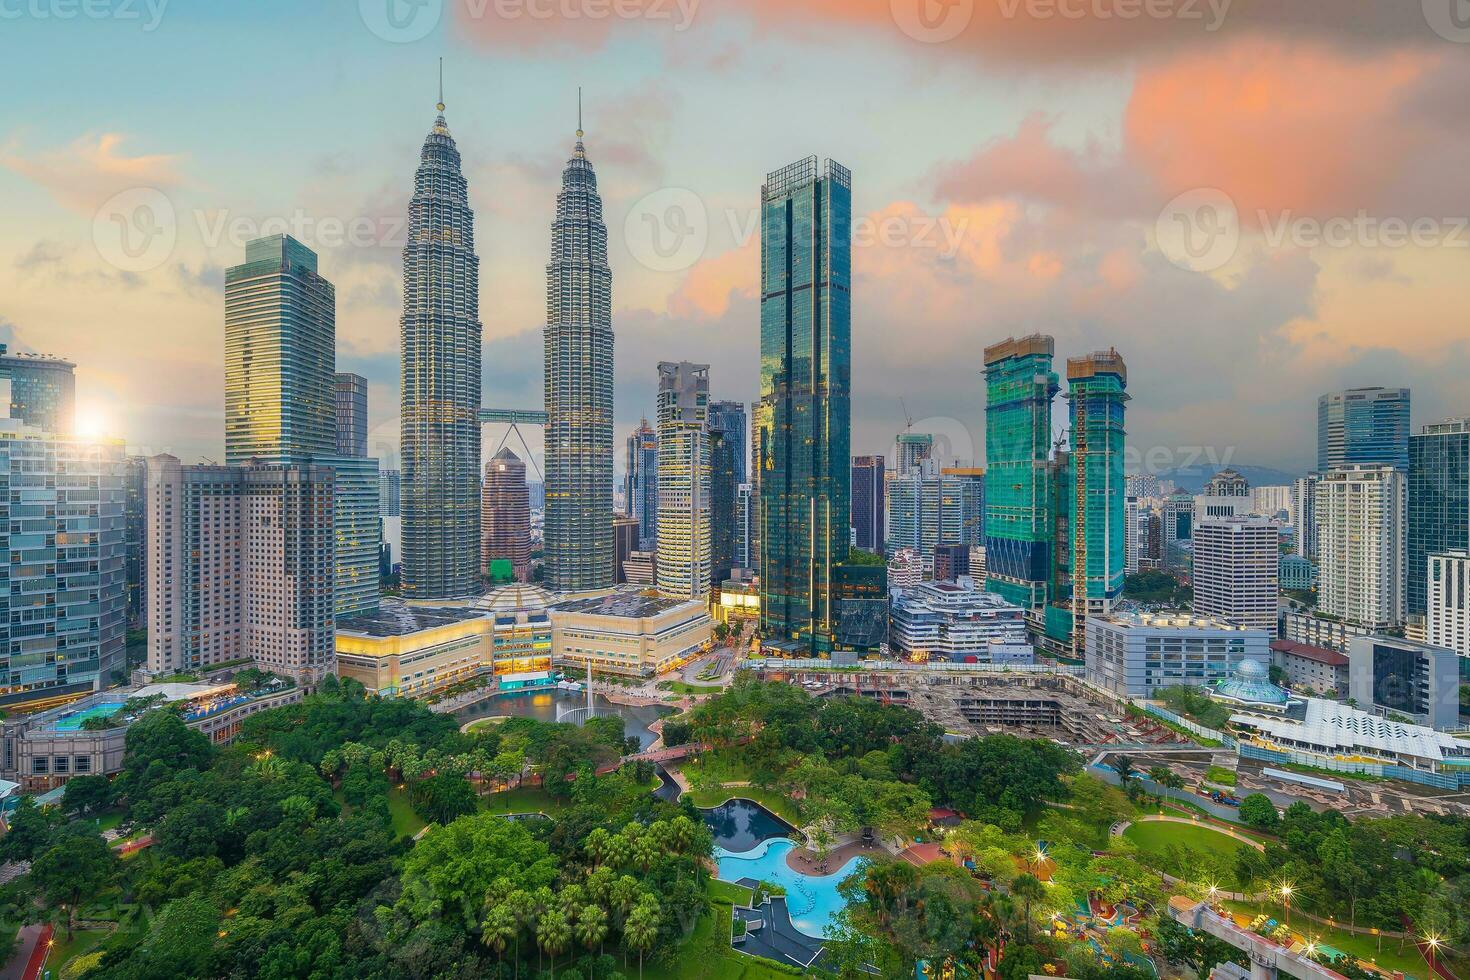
[400,89,613,599]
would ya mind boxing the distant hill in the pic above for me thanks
[1155,464,1303,492]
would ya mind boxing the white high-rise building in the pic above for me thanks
[887,548,924,591]
[1316,465,1406,630]
[1290,473,1319,561]
[1085,611,1271,698]
[1192,518,1280,631]
[1250,485,1292,518]
[1125,495,1152,575]
[655,362,711,600]
[1427,550,1470,659]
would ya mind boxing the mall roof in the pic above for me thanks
[335,602,489,637]
[551,589,699,619]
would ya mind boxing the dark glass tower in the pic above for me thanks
[400,100,482,599]
[544,114,614,592]
[625,419,658,551]
[1318,387,1411,471]
[756,156,852,654]
[1408,417,1470,616]
[851,455,885,553]
[708,400,747,584]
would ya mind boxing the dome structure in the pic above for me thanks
[1211,657,1290,707]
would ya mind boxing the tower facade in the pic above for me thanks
[625,419,658,551]
[0,346,75,434]
[544,118,614,592]
[656,361,711,600]
[482,448,532,582]
[400,103,482,599]
[334,372,368,457]
[708,400,746,584]
[983,335,1059,609]
[756,156,852,653]
[225,234,335,464]
[1316,464,1406,630]
[1408,418,1470,617]
[1318,387,1411,471]
[851,455,886,553]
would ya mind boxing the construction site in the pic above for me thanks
[746,663,1190,748]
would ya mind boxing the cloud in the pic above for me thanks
[1,132,185,214]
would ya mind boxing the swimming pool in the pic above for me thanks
[702,798,796,851]
[49,702,126,732]
[715,837,866,939]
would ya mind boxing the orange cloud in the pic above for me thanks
[1,133,185,213]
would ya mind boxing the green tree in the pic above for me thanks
[1238,793,1280,831]
[1009,872,1047,941]
[30,828,116,940]
[399,812,558,930]
[60,774,113,816]
[624,898,660,980]
[537,906,571,979]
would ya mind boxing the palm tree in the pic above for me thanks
[505,889,532,979]
[537,907,571,980]
[633,835,661,872]
[576,904,609,958]
[585,826,612,866]
[481,903,516,974]
[625,901,660,980]
[1010,873,1047,942]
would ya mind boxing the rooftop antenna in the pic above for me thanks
[577,85,583,138]
[436,57,445,112]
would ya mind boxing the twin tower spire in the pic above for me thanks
[434,57,584,140]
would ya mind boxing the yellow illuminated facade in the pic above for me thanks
[550,591,712,677]
[335,606,493,698]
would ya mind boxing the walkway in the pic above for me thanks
[0,924,51,980]
[784,838,885,877]
[1169,897,1350,980]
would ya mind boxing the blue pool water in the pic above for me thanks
[49,702,126,732]
[702,798,795,851]
[715,837,866,939]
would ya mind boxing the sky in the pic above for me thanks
[2,0,1468,481]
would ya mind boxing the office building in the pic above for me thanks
[1162,490,1194,550]
[1192,518,1280,631]
[983,335,1059,610]
[1318,387,1411,471]
[124,455,148,630]
[482,448,532,583]
[1194,493,1251,523]
[1347,635,1459,729]
[623,551,655,586]
[655,362,711,600]
[1426,550,1470,659]
[612,515,639,584]
[1279,554,1316,591]
[1126,474,1160,499]
[756,156,852,653]
[544,118,614,593]
[0,345,75,433]
[889,583,1029,662]
[933,543,969,582]
[225,235,335,464]
[146,455,335,686]
[1125,495,1149,574]
[851,454,886,554]
[1202,468,1249,496]
[0,419,126,709]
[1316,465,1406,630]
[1084,611,1270,698]
[1408,418,1470,617]
[735,483,753,570]
[400,100,482,599]
[625,419,658,551]
[1290,474,1319,562]
[709,400,745,584]
[1269,639,1348,696]
[896,432,934,474]
[334,372,368,457]
[1251,484,1291,517]
[945,466,986,547]
[379,469,401,518]
[322,454,380,616]
[1280,610,1373,653]
[887,548,923,590]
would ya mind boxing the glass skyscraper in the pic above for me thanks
[400,102,482,599]
[1318,387,1411,471]
[225,235,335,464]
[656,361,711,599]
[708,400,746,583]
[756,156,852,653]
[544,119,614,592]
[1408,417,1470,616]
[984,335,1059,609]
[0,346,75,434]
[850,455,885,553]
[334,372,368,457]
[625,420,658,551]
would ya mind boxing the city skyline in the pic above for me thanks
[7,6,1467,480]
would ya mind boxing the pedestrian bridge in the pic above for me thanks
[1167,898,1360,980]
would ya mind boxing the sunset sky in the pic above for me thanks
[3,0,1467,479]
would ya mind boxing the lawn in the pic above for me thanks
[386,786,427,838]
[641,880,798,980]
[659,680,724,696]
[1122,820,1249,888]
[678,750,755,789]
[479,786,570,817]
[44,927,111,978]
[1222,900,1426,980]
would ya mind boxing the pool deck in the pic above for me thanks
[783,838,886,877]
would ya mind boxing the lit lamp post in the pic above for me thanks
[1032,844,1047,876]
[1205,883,1220,908]
[1278,882,1294,930]
[1425,934,1442,971]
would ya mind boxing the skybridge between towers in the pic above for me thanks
[478,408,548,481]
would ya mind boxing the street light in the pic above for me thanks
[1278,881,1294,929]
